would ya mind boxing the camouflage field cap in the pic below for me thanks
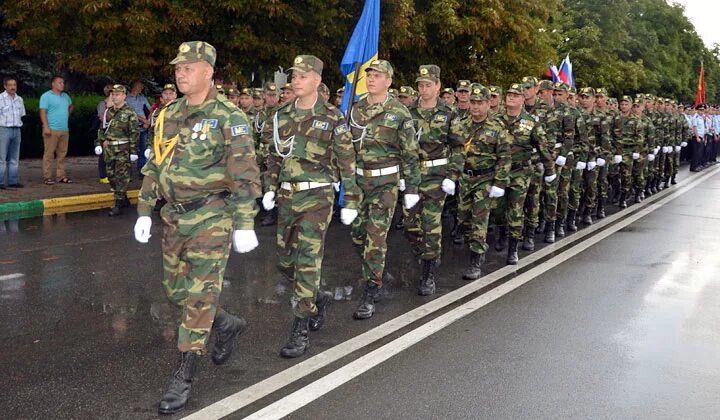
[289,55,323,75]
[456,80,472,92]
[226,88,239,97]
[398,86,414,97]
[538,80,554,91]
[162,83,177,92]
[389,88,399,98]
[469,83,490,101]
[619,95,632,103]
[579,87,595,97]
[595,87,608,96]
[633,96,644,105]
[416,65,441,83]
[506,83,523,94]
[317,83,330,95]
[569,86,577,95]
[282,82,292,90]
[442,87,455,95]
[365,59,394,78]
[554,82,569,92]
[522,76,539,88]
[215,84,225,95]
[336,86,345,95]
[264,82,279,95]
[489,86,502,96]
[170,41,217,67]
[111,84,127,93]
[253,88,263,98]
[240,87,253,96]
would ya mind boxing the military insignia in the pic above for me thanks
[294,56,303,64]
[385,113,399,122]
[400,87,408,93]
[312,120,330,130]
[179,43,191,53]
[231,124,250,136]
[403,120,414,130]
[484,129,497,137]
[201,118,218,129]
[534,116,540,122]
[334,124,349,135]
[473,88,480,94]
[420,68,429,75]
[518,119,535,131]
[433,114,448,123]
[192,122,202,132]
[371,60,380,65]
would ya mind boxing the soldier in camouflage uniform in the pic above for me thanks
[577,87,611,224]
[441,87,456,108]
[406,64,460,296]
[238,87,256,119]
[611,95,643,208]
[226,88,240,107]
[488,86,502,116]
[253,88,265,110]
[281,82,295,104]
[522,76,539,113]
[631,96,651,203]
[495,83,556,265]
[398,86,416,108]
[455,80,472,119]
[668,100,688,186]
[643,95,662,196]
[348,59,421,320]
[595,88,618,214]
[145,83,177,213]
[95,84,140,216]
[450,84,512,279]
[535,80,563,243]
[133,41,261,415]
[318,82,331,102]
[255,82,281,227]
[261,55,361,358]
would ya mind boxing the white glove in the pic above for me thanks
[133,216,152,243]
[144,148,151,159]
[404,193,420,209]
[654,147,660,155]
[130,154,139,162]
[441,178,456,196]
[488,186,505,198]
[597,158,606,167]
[262,191,276,210]
[544,174,557,183]
[340,208,358,225]
[575,161,587,170]
[664,146,671,153]
[648,153,655,161]
[674,145,681,152]
[399,179,406,192]
[681,141,688,147]
[332,182,340,192]
[587,161,597,171]
[614,155,622,164]
[632,152,640,160]
[94,146,103,156]
[536,162,544,171]
[232,229,259,253]
[554,142,562,149]
[555,156,567,167]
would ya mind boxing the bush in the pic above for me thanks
[21,94,104,158]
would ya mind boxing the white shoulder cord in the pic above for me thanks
[349,109,367,149]
[272,111,295,159]
[102,107,112,135]
[254,112,265,133]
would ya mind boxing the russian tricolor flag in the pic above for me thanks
[547,55,574,87]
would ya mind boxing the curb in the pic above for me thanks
[0,190,139,218]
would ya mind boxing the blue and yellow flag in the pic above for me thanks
[339,0,380,114]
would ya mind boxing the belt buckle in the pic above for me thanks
[364,169,373,177]
[174,202,186,213]
[292,183,301,192]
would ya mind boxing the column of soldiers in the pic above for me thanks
[129,40,699,415]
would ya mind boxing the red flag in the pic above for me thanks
[694,61,705,108]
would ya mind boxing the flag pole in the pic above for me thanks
[344,62,362,123]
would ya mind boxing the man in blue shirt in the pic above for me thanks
[39,75,74,184]
[0,77,26,188]
[126,80,150,172]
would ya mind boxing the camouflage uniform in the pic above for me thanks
[595,90,618,206]
[263,56,361,319]
[96,86,139,202]
[578,88,611,218]
[611,99,643,204]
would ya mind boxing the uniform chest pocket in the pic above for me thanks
[374,118,400,141]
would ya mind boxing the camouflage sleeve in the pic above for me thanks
[598,116,612,159]
[138,162,160,216]
[128,110,140,154]
[146,119,155,151]
[544,111,561,157]
[332,119,361,209]
[611,116,623,155]
[574,112,590,162]
[399,113,421,194]
[263,111,280,193]
[447,117,466,183]
[225,112,262,230]
[96,126,105,147]
[493,128,512,189]
[560,109,575,157]
[532,124,555,176]
[646,121,656,151]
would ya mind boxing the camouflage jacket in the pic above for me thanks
[496,109,555,177]
[646,110,665,148]
[138,88,261,230]
[611,113,643,153]
[638,114,655,152]
[673,113,689,145]
[96,103,139,152]
[580,108,612,161]
[530,99,561,161]
[450,115,512,189]
[253,105,276,165]
[455,106,471,120]
[409,100,461,181]
[349,96,421,194]
[263,98,361,209]
[555,102,590,162]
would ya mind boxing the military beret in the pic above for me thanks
[595,87,608,96]
[489,86,502,96]
[553,82,569,92]
[456,80,472,92]
[162,83,177,92]
[506,83,523,94]
[170,41,216,67]
[226,88,239,96]
[416,65,441,83]
[366,59,394,78]
[579,87,595,97]
[289,55,324,75]
[469,83,490,101]
[522,76,539,88]
[538,80,555,91]
[619,95,632,103]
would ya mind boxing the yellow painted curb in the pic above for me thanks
[42,190,139,213]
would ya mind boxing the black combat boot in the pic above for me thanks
[555,218,566,238]
[522,225,535,251]
[644,179,653,197]
[544,221,556,243]
[280,317,310,358]
[108,198,124,216]
[596,201,606,219]
[453,224,465,245]
[671,175,677,185]
[462,252,485,280]
[158,352,199,415]
[634,188,642,203]
[663,176,670,189]
[308,290,333,331]
[582,208,593,225]
[121,194,131,208]
[618,193,628,209]
[566,210,577,232]
[494,226,508,251]
[651,178,659,194]
[211,308,247,366]
[536,219,546,235]
[353,282,379,320]
[260,208,277,226]
[418,259,437,296]
[655,177,663,192]
[506,238,520,265]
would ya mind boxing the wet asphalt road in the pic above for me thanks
[2,165,719,419]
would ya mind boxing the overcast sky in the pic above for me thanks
[673,0,720,48]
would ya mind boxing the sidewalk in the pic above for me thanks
[0,156,142,216]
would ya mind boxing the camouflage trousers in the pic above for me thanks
[351,176,399,287]
[582,166,599,210]
[556,156,575,221]
[523,164,544,229]
[460,174,495,254]
[405,174,447,261]
[664,150,677,178]
[543,172,559,222]
[456,180,472,232]
[632,155,646,190]
[617,153,635,196]
[104,144,131,200]
[597,162,609,202]
[656,151,668,180]
[160,201,232,354]
[276,185,334,318]
[495,167,532,240]
[644,153,656,181]
[568,164,585,212]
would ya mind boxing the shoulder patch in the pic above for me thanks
[312,120,330,131]
[201,118,219,129]
[334,123,349,135]
[385,113,399,122]
[433,114,448,123]
[231,124,250,136]
[403,120,414,130]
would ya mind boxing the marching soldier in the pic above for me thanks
[577,87,611,224]
[611,95,643,208]
[255,82,281,226]
[455,80,472,119]
[398,86,416,107]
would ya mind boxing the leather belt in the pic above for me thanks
[169,191,229,214]
[510,160,532,171]
[463,166,495,177]
[356,165,400,177]
[280,181,331,192]
[421,158,448,168]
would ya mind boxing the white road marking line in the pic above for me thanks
[183,166,719,420]
[0,273,24,281]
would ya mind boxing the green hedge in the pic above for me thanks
[20,95,104,158]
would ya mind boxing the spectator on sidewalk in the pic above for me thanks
[0,76,26,189]
[96,84,113,184]
[127,80,151,172]
[39,75,73,185]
